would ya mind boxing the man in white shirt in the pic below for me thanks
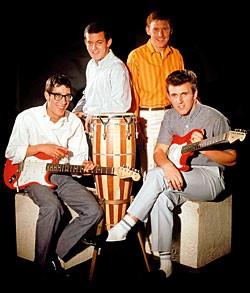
[5,73,104,279]
[72,21,132,132]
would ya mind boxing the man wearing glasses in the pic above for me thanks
[5,73,104,279]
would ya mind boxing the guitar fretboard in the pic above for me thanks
[182,133,228,154]
[46,164,114,175]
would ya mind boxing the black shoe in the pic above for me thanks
[95,230,110,247]
[45,257,70,279]
[156,269,167,279]
[149,269,167,282]
[82,238,98,246]
[82,230,109,247]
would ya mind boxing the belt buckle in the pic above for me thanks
[140,106,170,111]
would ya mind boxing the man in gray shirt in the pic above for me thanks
[91,69,238,278]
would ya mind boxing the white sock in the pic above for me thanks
[159,252,173,278]
[107,215,136,242]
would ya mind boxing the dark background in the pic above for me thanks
[1,0,249,276]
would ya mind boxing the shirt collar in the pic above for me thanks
[146,39,172,58]
[41,102,49,118]
[178,100,202,121]
[97,49,114,67]
[41,102,69,123]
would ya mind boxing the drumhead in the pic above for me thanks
[91,112,135,118]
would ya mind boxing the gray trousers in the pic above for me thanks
[128,166,225,252]
[25,174,103,266]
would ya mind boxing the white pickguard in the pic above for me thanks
[15,156,53,188]
[167,142,187,169]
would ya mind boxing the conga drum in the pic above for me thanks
[90,113,138,230]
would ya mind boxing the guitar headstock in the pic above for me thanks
[226,129,248,143]
[115,166,141,181]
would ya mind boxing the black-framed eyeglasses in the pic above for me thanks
[48,91,73,102]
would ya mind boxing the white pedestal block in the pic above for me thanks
[145,194,232,268]
[15,192,94,270]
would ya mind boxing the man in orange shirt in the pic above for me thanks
[127,10,184,177]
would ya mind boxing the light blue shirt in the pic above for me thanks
[5,103,89,165]
[73,50,132,115]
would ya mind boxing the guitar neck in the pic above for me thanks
[46,164,114,175]
[182,133,227,154]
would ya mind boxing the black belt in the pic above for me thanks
[139,105,171,111]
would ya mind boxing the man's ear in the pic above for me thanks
[194,90,200,101]
[44,91,49,101]
[107,38,112,48]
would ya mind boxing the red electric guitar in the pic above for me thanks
[167,129,247,171]
[3,152,141,191]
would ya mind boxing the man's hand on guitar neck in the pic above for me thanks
[190,129,205,143]
[82,160,97,175]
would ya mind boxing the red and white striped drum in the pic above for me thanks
[90,113,138,230]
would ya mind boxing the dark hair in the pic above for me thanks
[45,73,72,93]
[84,21,112,41]
[166,69,198,94]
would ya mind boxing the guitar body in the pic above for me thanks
[4,153,57,190]
[168,130,199,171]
